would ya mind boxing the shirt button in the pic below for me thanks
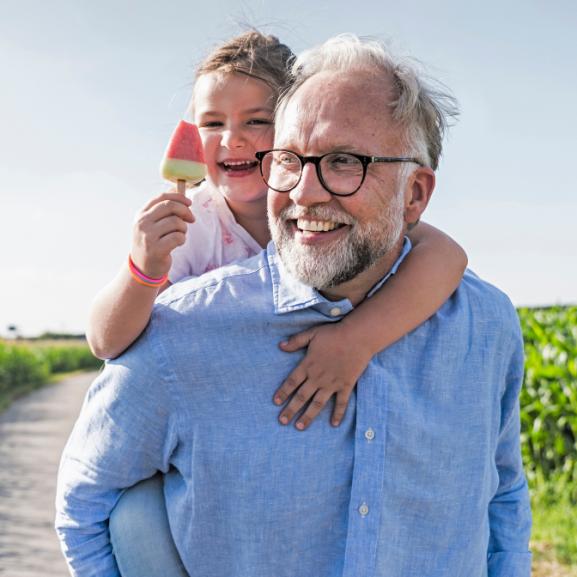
[358,503,369,517]
[329,307,341,317]
[364,428,375,441]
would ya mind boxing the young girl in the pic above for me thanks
[88,31,467,431]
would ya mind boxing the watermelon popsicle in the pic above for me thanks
[160,121,207,193]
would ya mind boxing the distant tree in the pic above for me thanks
[7,324,19,339]
[36,332,86,341]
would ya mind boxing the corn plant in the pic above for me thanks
[518,306,577,500]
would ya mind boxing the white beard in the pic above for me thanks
[270,189,405,290]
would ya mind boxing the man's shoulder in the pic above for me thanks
[398,269,522,376]
[460,269,516,314]
[451,269,520,336]
[136,250,273,362]
[157,249,270,311]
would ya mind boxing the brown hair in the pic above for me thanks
[193,31,295,102]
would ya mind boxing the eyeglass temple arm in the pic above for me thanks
[371,157,425,167]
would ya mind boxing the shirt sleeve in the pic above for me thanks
[55,336,177,577]
[487,312,532,577]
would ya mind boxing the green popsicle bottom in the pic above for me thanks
[161,158,207,185]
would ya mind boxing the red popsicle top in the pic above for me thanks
[165,121,206,163]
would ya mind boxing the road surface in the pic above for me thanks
[0,373,94,577]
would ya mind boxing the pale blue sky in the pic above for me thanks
[1,0,575,335]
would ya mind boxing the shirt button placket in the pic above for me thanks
[358,430,374,519]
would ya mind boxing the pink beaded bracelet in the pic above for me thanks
[128,255,168,288]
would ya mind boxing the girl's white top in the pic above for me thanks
[168,183,263,283]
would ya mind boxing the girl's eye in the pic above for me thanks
[200,121,224,128]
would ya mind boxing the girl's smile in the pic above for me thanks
[217,157,260,177]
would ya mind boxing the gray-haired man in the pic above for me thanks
[56,35,531,577]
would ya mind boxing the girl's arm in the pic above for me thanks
[86,192,191,360]
[87,270,171,360]
[273,222,467,430]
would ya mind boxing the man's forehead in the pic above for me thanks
[275,71,398,152]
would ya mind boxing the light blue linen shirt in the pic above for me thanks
[56,239,532,577]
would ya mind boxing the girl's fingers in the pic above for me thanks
[330,389,353,427]
[153,216,189,240]
[132,217,188,276]
[144,200,194,224]
[294,389,333,430]
[135,201,193,238]
[273,365,307,405]
[278,328,316,352]
[277,380,318,426]
[134,218,188,254]
[155,232,187,254]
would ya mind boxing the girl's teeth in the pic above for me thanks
[224,161,255,167]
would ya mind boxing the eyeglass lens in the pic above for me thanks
[260,151,365,195]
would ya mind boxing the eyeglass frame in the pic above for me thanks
[255,149,425,197]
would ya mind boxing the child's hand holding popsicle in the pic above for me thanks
[131,121,207,280]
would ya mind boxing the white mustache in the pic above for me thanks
[279,205,355,226]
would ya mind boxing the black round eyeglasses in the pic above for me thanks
[255,149,424,197]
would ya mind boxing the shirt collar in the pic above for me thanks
[267,237,412,319]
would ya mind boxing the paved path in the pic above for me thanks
[0,373,95,577]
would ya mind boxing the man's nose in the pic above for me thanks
[221,127,244,149]
[289,163,332,207]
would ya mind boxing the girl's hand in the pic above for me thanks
[273,323,373,430]
[131,192,194,278]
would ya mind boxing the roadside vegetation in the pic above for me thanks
[518,306,577,572]
[0,337,101,412]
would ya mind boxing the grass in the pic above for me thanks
[531,483,577,567]
[532,550,577,577]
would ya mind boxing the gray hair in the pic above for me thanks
[276,34,459,170]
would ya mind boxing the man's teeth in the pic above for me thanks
[296,218,341,232]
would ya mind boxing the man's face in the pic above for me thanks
[268,71,412,290]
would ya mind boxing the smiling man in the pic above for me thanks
[56,35,531,577]
[265,69,428,302]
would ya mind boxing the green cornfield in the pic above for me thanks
[519,306,577,496]
[517,306,577,568]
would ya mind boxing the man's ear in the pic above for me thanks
[404,167,435,225]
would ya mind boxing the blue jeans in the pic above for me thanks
[109,474,189,577]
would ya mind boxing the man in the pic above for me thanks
[56,35,532,577]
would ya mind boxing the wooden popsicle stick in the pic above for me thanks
[177,179,186,194]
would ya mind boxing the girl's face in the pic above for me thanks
[193,72,276,206]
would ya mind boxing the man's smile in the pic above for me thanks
[296,218,346,232]
[285,217,351,244]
